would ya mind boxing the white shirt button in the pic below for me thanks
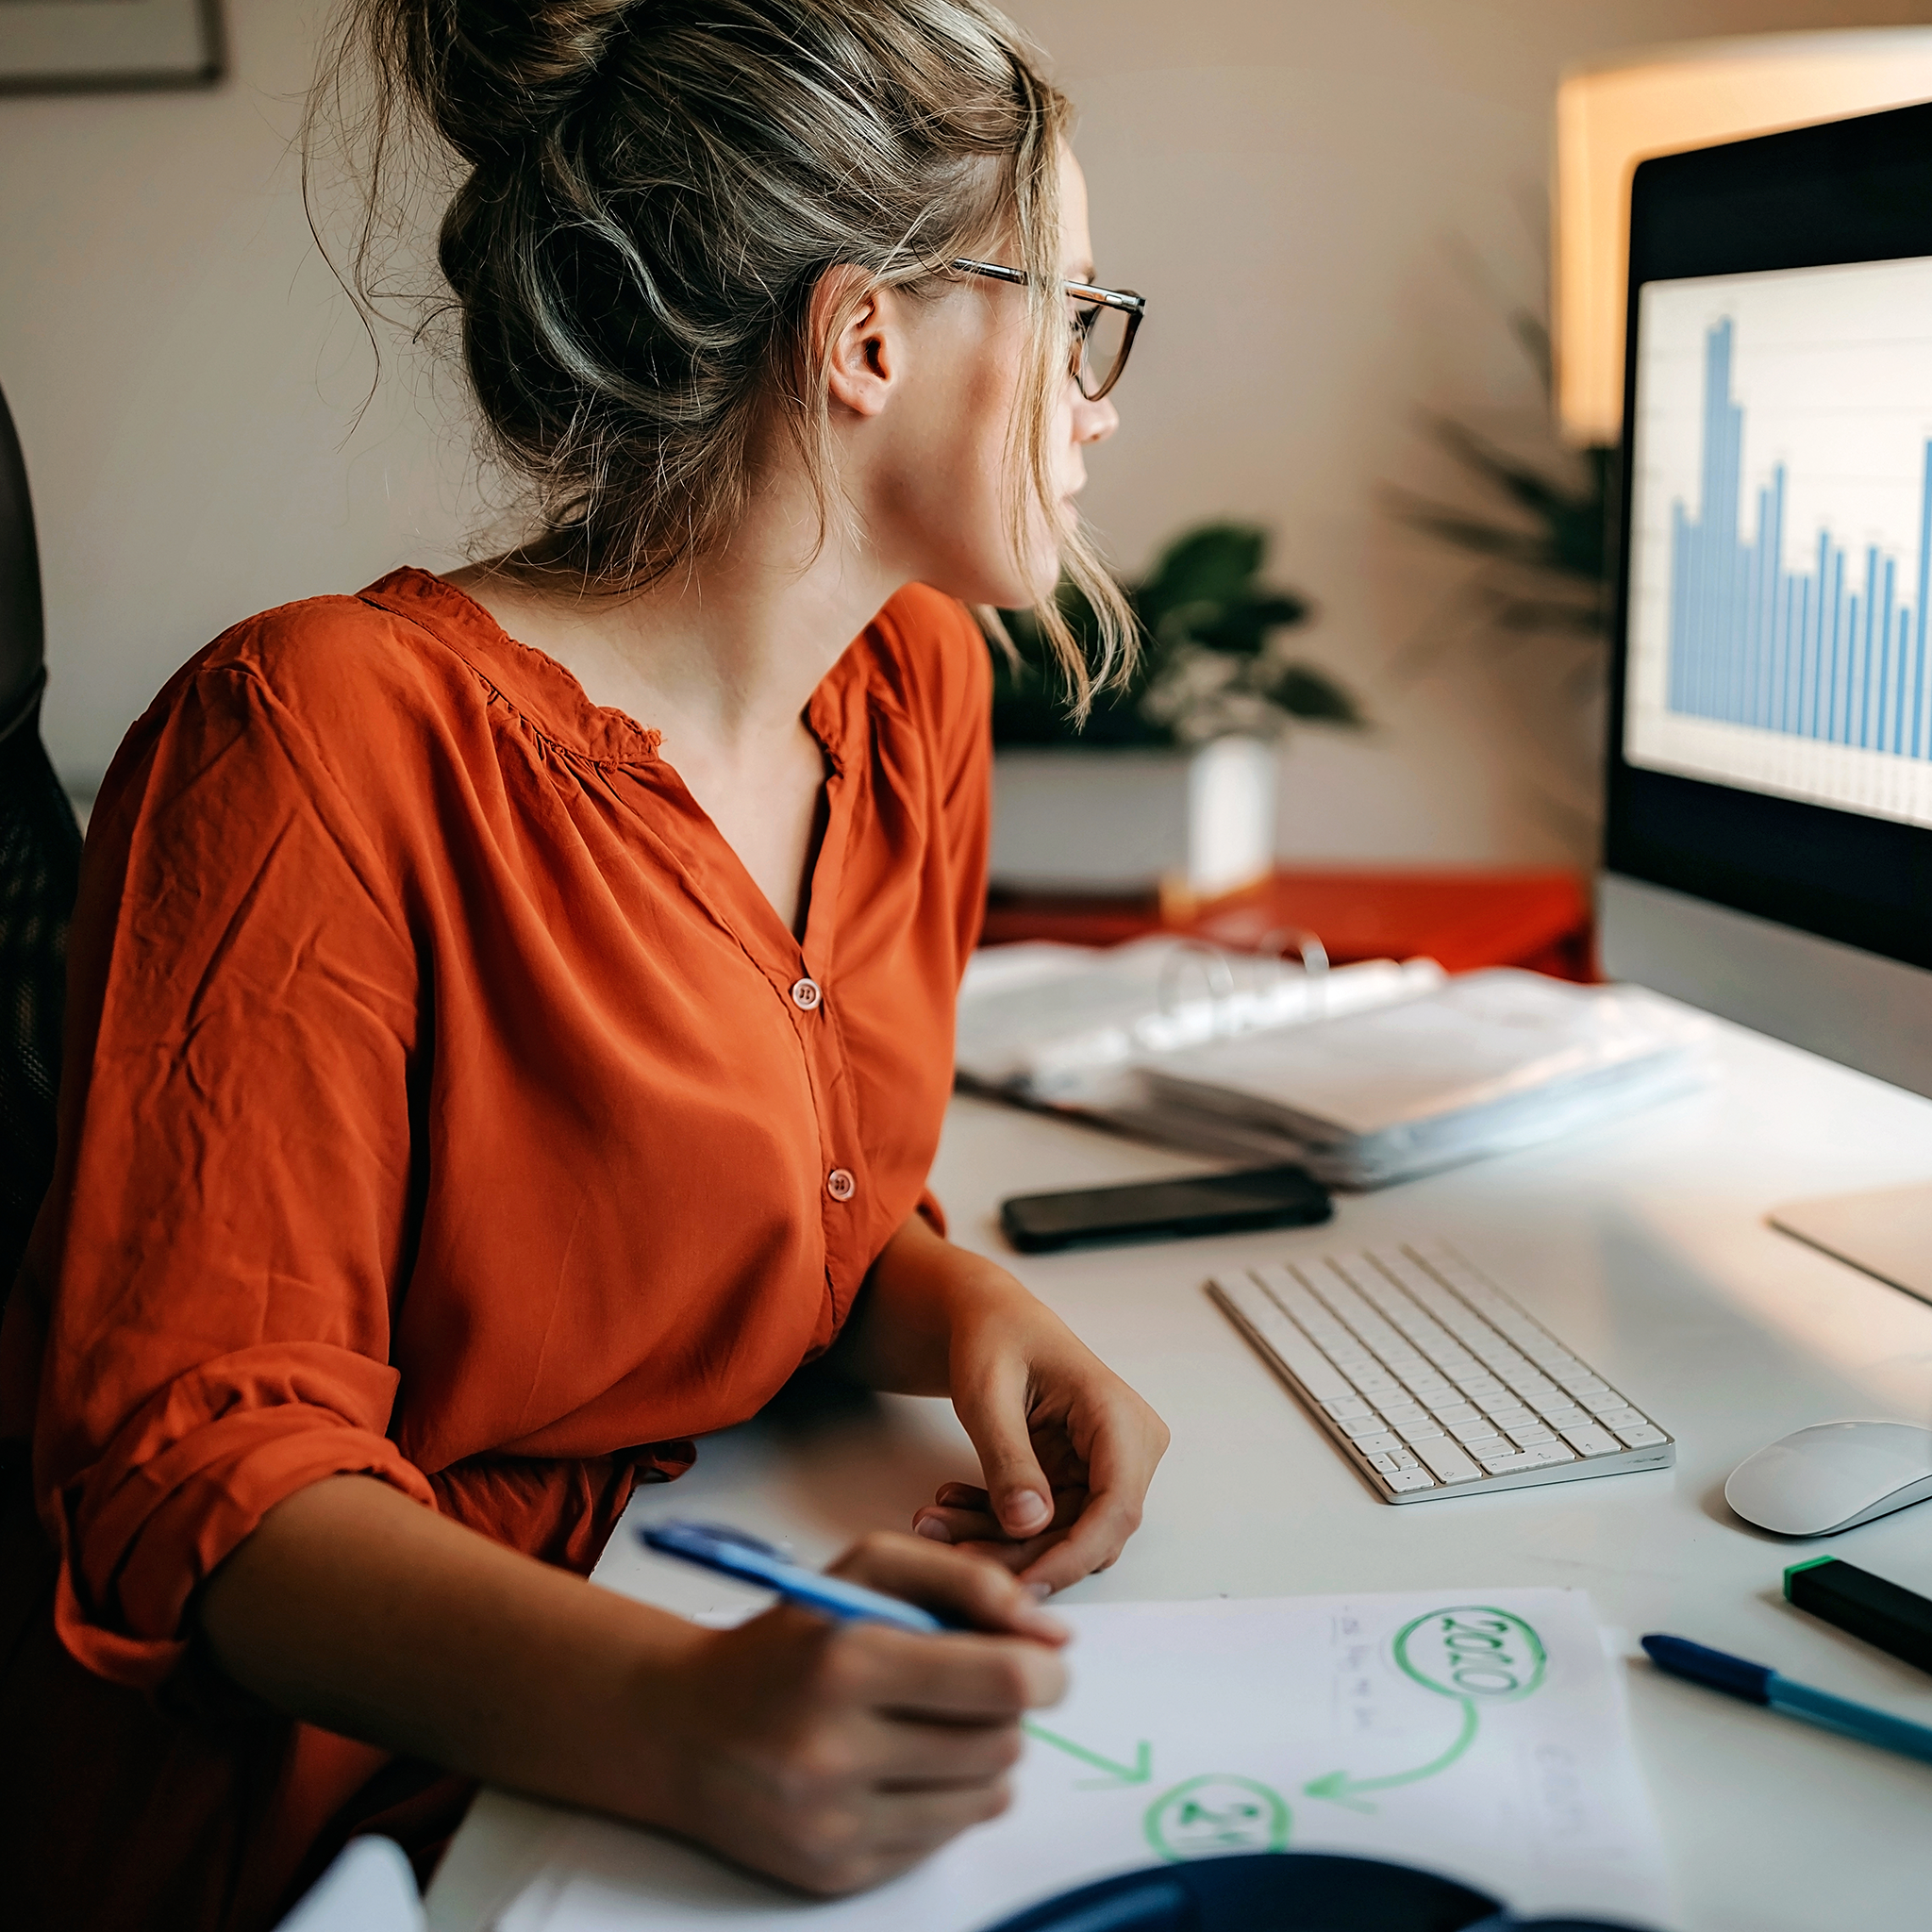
[826,1168,856,1202]
[791,977,823,1011]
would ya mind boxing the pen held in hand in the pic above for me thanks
[641,1520,954,1634]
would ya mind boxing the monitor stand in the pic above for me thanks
[1771,1181,1932,1307]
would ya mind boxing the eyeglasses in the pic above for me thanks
[950,258,1146,402]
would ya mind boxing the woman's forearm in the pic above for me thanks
[199,1476,1069,1895]
[835,1212,1030,1394]
[199,1474,701,1821]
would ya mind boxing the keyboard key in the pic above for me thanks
[1387,1447,1421,1469]
[1507,1374,1563,1405]
[1507,1424,1557,1446]
[1560,1423,1623,1457]
[1367,1452,1399,1474]
[1558,1375,1612,1399]
[1586,1393,1637,1421]
[1591,1405,1645,1430]
[1214,1275,1356,1401]
[1414,1439,1481,1483]
[1397,1419,1449,1445]
[1486,1405,1536,1431]
[1477,1442,1578,1474]
[1386,1468,1437,1492]
[1449,1420,1504,1445]
[1612,1421,1669,1448]
[1353,1431,1404,1456]
[1322,1396,1376,1421]
[1377,1403,1428,1428]
[1337,1413,1391,1439]
[1537,1403,1587,1429]
[1431,1401,1480,1425]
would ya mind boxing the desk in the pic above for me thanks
[429,1008,1932,1932]
[981,867,1596,980]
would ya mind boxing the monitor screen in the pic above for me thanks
[1625,254,1932,831]
[1605,106,1932,976]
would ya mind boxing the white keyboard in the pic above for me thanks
[1209,1241,1674,1503]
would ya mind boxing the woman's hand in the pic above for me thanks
[649,1533,1068,1893]
[914,1280,1169,1596]
[839,1215,1170,1599]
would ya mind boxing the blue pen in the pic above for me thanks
[640,1520,950,1633]
[1642,1633,1932,1767]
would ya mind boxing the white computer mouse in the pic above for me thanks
[1724,1419,1932,1536]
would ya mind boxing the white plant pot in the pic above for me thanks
[990,737,1276,900]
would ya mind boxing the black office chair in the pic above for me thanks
[0,383,83,1295]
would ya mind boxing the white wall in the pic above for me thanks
[6,0,1931,858]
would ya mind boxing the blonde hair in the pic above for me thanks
[312,0,1132,706]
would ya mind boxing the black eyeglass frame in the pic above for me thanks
[949,258,1146,401]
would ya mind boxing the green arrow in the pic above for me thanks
[1024,1718,1153,1787]
[1302,1696,1479,1813]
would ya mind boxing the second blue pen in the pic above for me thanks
[1642,1633,1932,1768]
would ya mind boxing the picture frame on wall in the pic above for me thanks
[0,0,224,94]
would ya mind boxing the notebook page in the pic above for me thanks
[496,1589,1671,1932]
[1147,972,1707,1141]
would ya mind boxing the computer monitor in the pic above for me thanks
[1600,100,1932,1303]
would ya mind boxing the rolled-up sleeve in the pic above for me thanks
[23,659,433,1689]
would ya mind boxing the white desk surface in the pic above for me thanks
[429,1008,1932,1932]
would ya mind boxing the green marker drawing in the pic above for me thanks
[1392,1606,1547,1704]
[1023,1719,1153,1788]
[1303,1606,1546,1814]
[1302,1696,1478,1812]
[1144,1774,1291,1862]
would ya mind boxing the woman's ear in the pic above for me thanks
[814,266,898,420]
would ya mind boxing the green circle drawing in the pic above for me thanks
[1142,1774,1291,1863]
[1393,1605,1547,1703]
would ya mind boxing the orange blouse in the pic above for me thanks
[0,569,991,1931]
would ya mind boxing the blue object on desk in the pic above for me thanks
[978,1850,1651,1930]
[639,1520,948,1634]
[1641,1634,1932,1767]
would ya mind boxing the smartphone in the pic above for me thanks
[999,1164,1332,1254]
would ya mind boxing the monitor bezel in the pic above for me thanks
[1606,102,1932,974]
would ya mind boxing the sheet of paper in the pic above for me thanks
[494,1589,1672,1932]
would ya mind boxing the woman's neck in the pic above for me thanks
[449,472,903,753]
[444,462,907,939]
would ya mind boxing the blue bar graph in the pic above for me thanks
[1668,317,1932,758]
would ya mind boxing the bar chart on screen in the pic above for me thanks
[1624,255,1932,828]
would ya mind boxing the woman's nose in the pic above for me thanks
[1074,393,1120,446]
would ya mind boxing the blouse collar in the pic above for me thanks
[358,566,665,767]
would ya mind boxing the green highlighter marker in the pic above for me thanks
[1785,1555,1932,1677]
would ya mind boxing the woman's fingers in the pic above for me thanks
[861,1711,1029,1788]
[911,1486,1083,1551]
[839,1620,1068,1722]
[1014,1404,1167,1595]
[824,1530,1068,1643]
[951,1363,1058,1540]
[866,1779,1015,1848]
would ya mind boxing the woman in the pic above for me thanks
[0,1,1168,1926]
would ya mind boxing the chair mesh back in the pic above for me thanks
[0,693,81,1291]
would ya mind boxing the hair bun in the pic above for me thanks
[399,0,635,160]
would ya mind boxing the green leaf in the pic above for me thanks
[991,519,1354,748]
[1140,524,1268,620]
[1260,662,1366,725]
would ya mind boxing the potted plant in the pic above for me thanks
[991,522,1363,903]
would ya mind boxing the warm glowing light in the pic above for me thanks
[1554,30,1932,446]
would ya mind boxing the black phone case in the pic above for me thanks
[999,1167,1331,1254]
